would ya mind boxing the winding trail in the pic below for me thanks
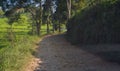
[27,34,120,71]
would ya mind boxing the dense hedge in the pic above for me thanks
[66,1,120,44]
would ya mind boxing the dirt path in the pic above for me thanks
[27,34,120,71]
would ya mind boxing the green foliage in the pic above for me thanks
[0,9,4,16]
[0,18,8,27]
[17,14,29,25]
[71,0,120,16]
[54,0,67,22]
[0,17,39,71]
[0,0,68,71]
[8,14,21,25]
[67,0,120,44]
[0,16,35,71]
[0,36,38,71]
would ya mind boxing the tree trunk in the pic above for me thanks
[52,23,55,33]
[44,0,52,34]
[36,0,42,36]
[31,24,34,35]
[66,0,71,20]
[46,16,50,34]
[58,21,61,32]
[46,21,50,34]
[36,23,40,35]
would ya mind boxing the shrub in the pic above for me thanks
[66,0,120,44]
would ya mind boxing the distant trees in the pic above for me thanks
[53,0,67,32]
[0,0,43,35]
[26,0,43,35]
[0,0,73,35]
[43,0,53,33]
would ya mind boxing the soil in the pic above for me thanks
[25,34,120,71]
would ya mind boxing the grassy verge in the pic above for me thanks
[0,17,66,71]
[0,35,39,71]
[0,18,38,71]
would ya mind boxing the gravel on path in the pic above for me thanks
[26,34,120,71]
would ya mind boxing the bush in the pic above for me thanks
[0,36,37,71]
[66,0,120,44]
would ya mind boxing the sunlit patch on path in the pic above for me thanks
[28,34,120,71]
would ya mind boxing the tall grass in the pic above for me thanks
[0,35,38,71]
[0,15,66,71]
[0,17,38,71]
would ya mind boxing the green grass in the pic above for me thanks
[0,36,38,71]
[0,34,38,71]
[0,18,38,71]
[0,17,66,71]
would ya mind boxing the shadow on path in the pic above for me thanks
[33,34,120,71]
[77,44,120,64]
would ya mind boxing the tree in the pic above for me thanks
[43,0,53,33]
[0,0,43,35]
[66,0,71,20]
[53,0,67,32]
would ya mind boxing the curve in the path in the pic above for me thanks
[34,34,120,71]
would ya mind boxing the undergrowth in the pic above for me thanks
[0,35,39,71]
